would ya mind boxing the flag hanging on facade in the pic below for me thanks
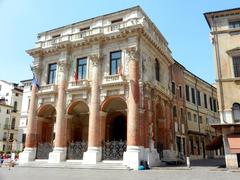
[117,65,123,76]
[30,65,40,90]
[72,61,78,83]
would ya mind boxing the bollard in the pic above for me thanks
[186,156,190,168]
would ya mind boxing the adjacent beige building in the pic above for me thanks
[184,70,221,159]
[205,8,240,168]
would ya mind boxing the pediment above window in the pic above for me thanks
[226,47,240,56]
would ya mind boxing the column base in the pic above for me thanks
[225,154,239,169]
[48,147,67,163]
[83,147,101,164]
[19,147,36,164]
[123,146,142,170]
[144,148,161,167]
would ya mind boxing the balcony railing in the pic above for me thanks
[68,80,89,90]
[38,84,57,94]
[37,18,143,48]
[102,74,126,85]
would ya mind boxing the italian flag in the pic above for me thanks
[72,62,78,82]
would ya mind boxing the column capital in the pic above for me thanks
[32,63,42,78]
[57,60,70,73]
[89,54,102,66]
[126,47,140,61]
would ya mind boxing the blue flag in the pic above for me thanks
[30,65,40,90]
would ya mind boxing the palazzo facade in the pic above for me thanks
[19,6,174,169]
[19,6,220,169]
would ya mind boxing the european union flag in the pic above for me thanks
[30,65,40,90]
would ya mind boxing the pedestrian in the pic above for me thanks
[0,153,4,167]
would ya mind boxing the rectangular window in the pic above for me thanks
[77,57,87,80]
[9,133,14,140]
[110,51,121,75]
[80,26,90,31]
[229,20,240,29]
[194,114,197,122]
[187,112,191,121]
[233,56,240,77]
[191,88,196,104]
[210,97,213,111]
[111,18,123,31]
[197,90,201,106]
[22,134,26,143]
[185,85,190,101]
[199,116,202,124]
[213,99,217,112]
[173,106,177,117]
[179,86,182,98]
[172,82,176,95]
[47,63,57,84]
[11,118,16,129]
[204,94,208,109]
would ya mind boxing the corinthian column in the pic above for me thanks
[49,54,69,163]
[19,61,41,164]
[83,54,101,164]
[123,47,142,170]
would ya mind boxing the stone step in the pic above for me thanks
[17,162,131,170]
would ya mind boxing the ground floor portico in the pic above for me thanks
[19,92,171,169]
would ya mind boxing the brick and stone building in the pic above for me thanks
[19,6,221,169]
[205,8,240,168]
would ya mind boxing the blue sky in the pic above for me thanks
[0,0,239,84]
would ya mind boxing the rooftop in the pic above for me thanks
[204,7,240,28]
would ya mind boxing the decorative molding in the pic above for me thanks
[57,60,69,72]
[89,54,102,66]
[126,47,140,61]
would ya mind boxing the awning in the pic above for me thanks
[228,135,240,153]
[206,135,223,150]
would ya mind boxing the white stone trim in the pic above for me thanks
[48,147,67,163]
[19,147,36,164]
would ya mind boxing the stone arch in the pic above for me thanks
[101,96,127,112]
[100,96,128,160]
[37,104,56,118]
[36,104,56,159]
[67,100,89,115]
[65,100,89,159]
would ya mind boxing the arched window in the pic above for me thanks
[233,103,240,122]
[155,59,160,81]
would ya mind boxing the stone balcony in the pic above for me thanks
[102,74,127,87]
[154,81,172,98]
[38,84,57,94]
[68,80,90,91]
